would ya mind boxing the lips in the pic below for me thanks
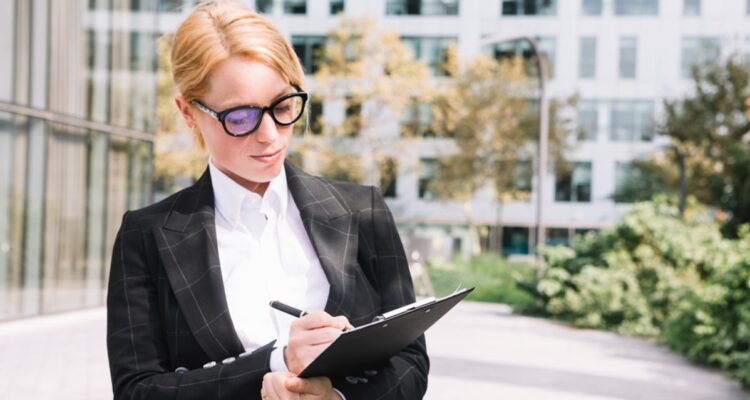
[250,149,282,164]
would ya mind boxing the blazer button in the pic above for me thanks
[203,361,217,368]
[239,350,253,358]
[345,376,359,385]
[174,367,188,374]
[222,357,236,364]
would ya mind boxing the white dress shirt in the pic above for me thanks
[209,160,331,372]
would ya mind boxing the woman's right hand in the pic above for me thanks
[283,311,353,374]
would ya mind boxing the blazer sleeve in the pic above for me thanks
[107,211,272,400]
[331,187,430,399]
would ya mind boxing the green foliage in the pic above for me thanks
[427,254,535,310]
[517,197,750,387]
[618,56,750,236]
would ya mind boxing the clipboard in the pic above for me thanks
[298,287,474,378]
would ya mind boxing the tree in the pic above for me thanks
[620,56,750,237]
[300,17,430,187]
[428,52,574,253]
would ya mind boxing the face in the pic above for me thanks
[176,56,297,195]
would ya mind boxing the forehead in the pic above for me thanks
[203,56,290,109]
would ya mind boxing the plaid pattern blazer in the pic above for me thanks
[106,161,429,399]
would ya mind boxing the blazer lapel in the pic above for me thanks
[154,169,244,362]
[285,162,360,319]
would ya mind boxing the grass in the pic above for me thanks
[424,253,537,311]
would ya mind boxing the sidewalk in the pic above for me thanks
[0,302,746,399]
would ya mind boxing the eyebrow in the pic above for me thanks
[219,87,295,110]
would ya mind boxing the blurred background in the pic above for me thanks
[3,0,750,397]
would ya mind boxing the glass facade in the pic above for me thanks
[555,162,592,202]
[579,36,597,79]
[581,0,602,16]
[418,158,439,200]
[0,0,156,321]
[291,35,326,75]
[386,0,459,16]
[502,0,557,16]
[577,101,598,141]
[487,36,556,79]
[619,36,637,79]
[610,101,654,141]
[614,0,659,16]
[401,36,457,76]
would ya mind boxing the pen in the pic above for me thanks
[269,300,308,318]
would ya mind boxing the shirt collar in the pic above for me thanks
[208,159,289,227]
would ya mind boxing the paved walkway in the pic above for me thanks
[0,302,746,399]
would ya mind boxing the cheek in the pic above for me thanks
[201,125,238,159]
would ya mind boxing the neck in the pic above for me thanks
[217,165,269,196]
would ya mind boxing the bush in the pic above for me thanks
[516,197,750,387]
[426,253,536,310]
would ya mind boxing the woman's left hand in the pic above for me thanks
[261,372,342,400]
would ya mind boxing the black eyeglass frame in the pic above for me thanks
[190,90,309,137]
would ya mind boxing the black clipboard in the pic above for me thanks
[298,287,474,378]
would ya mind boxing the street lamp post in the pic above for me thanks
[480,35,549,258]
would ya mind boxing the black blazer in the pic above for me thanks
[106,162,429,399]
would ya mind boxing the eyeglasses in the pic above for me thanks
[191,91,308,137]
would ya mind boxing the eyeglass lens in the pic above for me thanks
[224,95,305,135]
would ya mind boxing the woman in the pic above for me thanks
[105,1,428,399]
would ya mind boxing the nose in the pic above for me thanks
[253,110,279,144]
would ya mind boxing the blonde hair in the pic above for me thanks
[171,0,305,149]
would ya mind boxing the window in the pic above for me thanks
[614,0,658,15]
[401,99,434,137]
[619,37,637,79]
[502,0,557,16]
[511,160,532,192]
[546,228,570,246]
[257,0,307,14]
[291,35,325,75]
[579,36,596,79]
[330,0,344,14]
[555,162,592,202]
[401,36,456,76]
[614,161,637,202]
[502,227,531,255]
[344,96,361,137]
[681,37,720,79]
[683,0,700,16]
[386,0,459,16]
[488,36,556,79]
[158,0,185,12]
[577,101,598,141]
[418,158,438,199]
[256,0,273,13]
[581,0,602,15]
[379,158,398,198]
[610,101,654,141]
[283,0,306,14]
[308,96,323,135]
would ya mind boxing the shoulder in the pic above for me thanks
[122,181,206,231]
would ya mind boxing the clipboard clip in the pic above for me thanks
[372,297,437,322]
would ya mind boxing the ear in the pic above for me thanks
[175,95,196,129]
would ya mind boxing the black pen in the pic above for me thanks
[269,300,308,318]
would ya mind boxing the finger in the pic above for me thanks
[296,327,344,346]
[293,311,341,330]
[334,315,354,330]
[285,376,330,395]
